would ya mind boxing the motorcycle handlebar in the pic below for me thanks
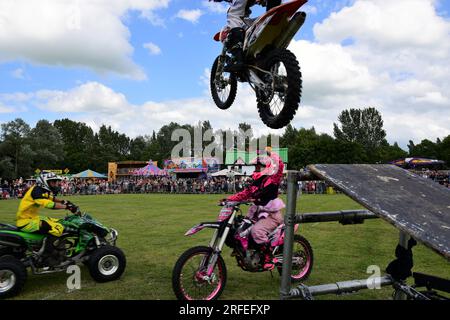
[218,200,253,207]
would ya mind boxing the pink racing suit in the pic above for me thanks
[227,152,285,245]
[246,198,285,244]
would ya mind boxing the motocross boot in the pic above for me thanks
[260,244,276,271]
[224,27,246,73]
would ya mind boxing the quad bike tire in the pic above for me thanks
[257,49,302,129]
[210,56,238,110]
[0,255,27,299]
[87,245,126,283]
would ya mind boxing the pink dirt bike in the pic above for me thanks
[210,0,308,129]
[172,201,313,300]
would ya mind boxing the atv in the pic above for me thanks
[0,208,126,299]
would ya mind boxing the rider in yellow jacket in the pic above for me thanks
[16,172,78,237]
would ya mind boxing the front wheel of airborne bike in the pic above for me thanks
[172,246,227,300]
[257,49,302,129]
[210,55,238,110]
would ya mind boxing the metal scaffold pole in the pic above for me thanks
[280,170,298,300]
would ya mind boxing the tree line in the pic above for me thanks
[0,108,448,179]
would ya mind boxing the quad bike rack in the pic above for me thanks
[280,165,450,300]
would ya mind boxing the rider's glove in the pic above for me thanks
[66,203,79,214]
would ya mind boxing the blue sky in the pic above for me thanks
[1,0,450,148]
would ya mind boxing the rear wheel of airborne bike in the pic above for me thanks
[172,246,227,300]
[87,245,126,283]
[210,55,238,110]
[257,49,302,129]
[0,255,27,299]
[276,235,313,282]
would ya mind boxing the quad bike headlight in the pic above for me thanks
[107,229,119,245]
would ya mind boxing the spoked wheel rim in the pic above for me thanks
[0,270,16,293]
[257,49,301,129]
[214,59,234,104]
[98,255,120,276]
[291,239,312,280]
[265,62,288,117]
[179,252,224,300]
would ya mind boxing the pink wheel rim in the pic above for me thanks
[179,251,224,300]
[291,240,312,280]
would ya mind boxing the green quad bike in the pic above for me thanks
[0,208,126,299]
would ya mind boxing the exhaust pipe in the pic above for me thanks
[275,11,307,49]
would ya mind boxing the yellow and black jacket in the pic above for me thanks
[16,186,61,235]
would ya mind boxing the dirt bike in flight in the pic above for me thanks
[172,201,313,300]
[210,0,308,129]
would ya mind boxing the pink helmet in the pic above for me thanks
[250,148,284,184]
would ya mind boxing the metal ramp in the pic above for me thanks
[280,164,450,300]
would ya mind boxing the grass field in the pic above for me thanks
[0,194,448,300]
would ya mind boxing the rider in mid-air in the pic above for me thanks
[225,147,285,269]
[210,0,282,72]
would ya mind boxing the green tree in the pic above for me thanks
[0,118,34,178]
[129,136,147,161]
[334,107,387,152]
[54,119,96,173]
[29,120,65,171]
[373,141,408,163]
[437,135,450,168]
[408,139,439,159]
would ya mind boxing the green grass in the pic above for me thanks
[0,194,448,300]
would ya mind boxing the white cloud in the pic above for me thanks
[0,0,171,79]
[11,68,26,79]
[283,0,450,146]
[1,0,449,149]
[202,1,228,14]
[289,40,377,105]
[0,81,273,138]
[0,103,14,113]
[176,9,203,24]
[35,82,131,114]
[143,42,162,55]
[140,10,167,27]
[303,5,318,15]
[314,0,449,51]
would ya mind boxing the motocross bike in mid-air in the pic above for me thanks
[0,207,126,299]
[211,0,308,129]
[172,201,313,300]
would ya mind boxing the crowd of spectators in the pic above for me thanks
[1,169,448,200]
[414,170,450,188]
[0,178,28,200]
[0,176,332,199]
[59,177,252,196]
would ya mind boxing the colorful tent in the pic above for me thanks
[391,158,445,168]
[211,169,244,177]
[72,169,107,179]
[133,162,167,176]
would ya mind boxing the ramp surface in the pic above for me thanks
[308,164,450,260]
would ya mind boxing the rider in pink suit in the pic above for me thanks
[227,148,285,248]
